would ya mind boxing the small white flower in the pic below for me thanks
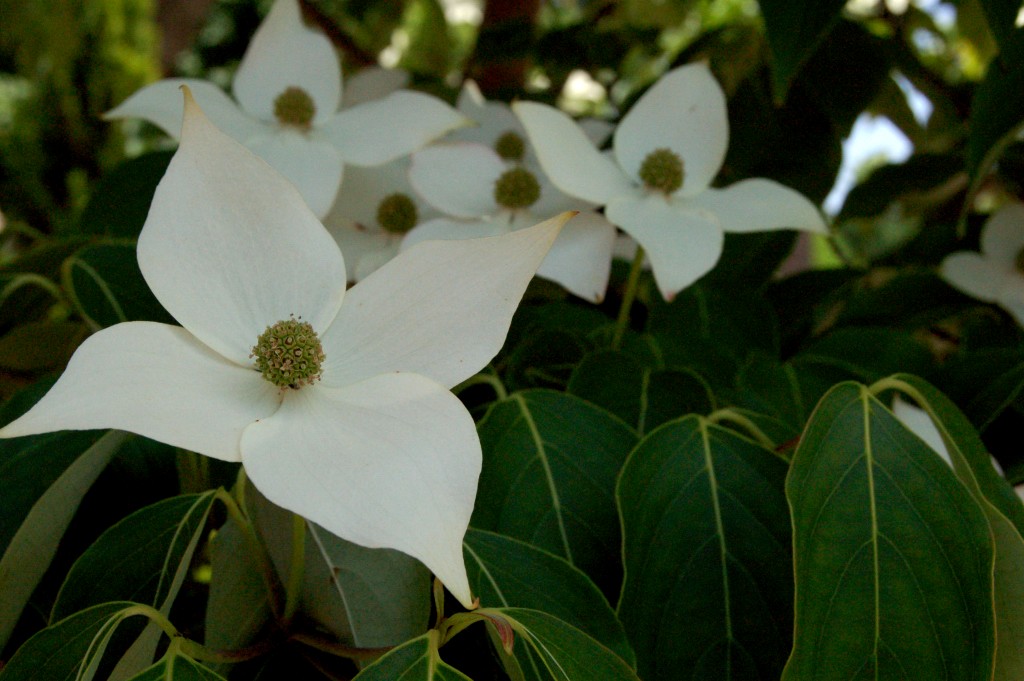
[406,142,616,302]
[1,91,569,608]
[940,203,1024,326]
[515,62,828,300]
[105,0,466,218]
[322,157,440,281]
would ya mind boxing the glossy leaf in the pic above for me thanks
[126,651,228,681]
[758,0,846,100]
[352,632,472,681]
[0,601,139,681]
[485,608,640,681]
[205,517,274,652]
[617,416,792,680]
[464,528,634,666]
[568,350,713,434]
[783,382,995,680]
[472,390,638,596]
[77,151,174,238]
[0,429,128,650]
[883,374,1024,680]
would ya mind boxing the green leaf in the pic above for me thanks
[568,350,713,434]
[616,416,792,680]
[796,327,936,383]
[977,0,1024,62]
[53,492,217,621]
[126,655,227,681]
[77,151,174,238]
[758,0,846,100]
[62,242,172,328]
[967,55,1024,178]
[472,390,638,596]
[487,608,640,681]
[464,528,635,667]
[205,518,273,653]
[0,430,129,650]
[783,383,995,680]
[882,374,1024,681]
[247,483,431,647]
[352,632,472,680]
[0,320,86,371]
[0,601,139,681]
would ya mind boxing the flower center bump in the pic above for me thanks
[494,131,526,161]
[378,193,419,234]
[251,317,325,389]
[494,167,540,210]
[273,87,316,130]
[639,148,684,195]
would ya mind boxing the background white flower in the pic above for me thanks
[105,0,466,218]
[1,91,568,609]
[406,142,615,302]
[941,203,1024,326]
[515,62,828,300]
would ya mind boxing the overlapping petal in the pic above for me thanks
[342,66,409,108]
[606,195,723,300]
[326,158,431,231]
[248,131,343,218]
[138,92,346,365]
[531,210,616,302]
[514,101,634,205]
[687,178,827,234]
[104,78,265,143]
[0,322,280,461]
[322,91,468,166]
[613,63,728,197]
[232,0,341,124]
[409,144,504,218]
[321,213,570,389]
[240,372,479,607]
[402,217,508,250]
[452,80,521,146]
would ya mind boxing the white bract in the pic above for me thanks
[105,0,466,218]
[515,62,828,300]
[322,158,440,282]
[0,91,569,608]
[941,203,1024,326]
[406,142,615,302]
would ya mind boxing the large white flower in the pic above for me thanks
[515,62,828,300]
[941,203,1024,326]
[0,92,568,608]
[405,142,615,302]
[105,0,466,218]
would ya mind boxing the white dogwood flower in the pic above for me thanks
[105,0,466,218]
[515,62,828,300]
[406,142,615,302]
[1,91,568,608]
[941,203,1024,326]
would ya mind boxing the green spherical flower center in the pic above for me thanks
[273,87,316,129]
[378,193,419,234]
[639,148,684,195]
[494,167,540,210]
[494,131,526,161]
[251,317,325,389]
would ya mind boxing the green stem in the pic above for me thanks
[454,370,508,401]
[284,512,306,624]
[290,631,395,660]
[707,409,779,454]
[612,245,646,350]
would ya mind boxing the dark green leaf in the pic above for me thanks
[617,416,792,680]
[464,528,634,666]
[473,390,638,596]
[352,632,471,680]
[797,327,936,382]
[978,0,1024,62]
[0,320,86,371]
[77,151,174,238]
[52,492,217,620]
[205,519,273,653]
[0,602,138,681]
[758,0,846,100]
[62,243,172,328]
[967,56,1024,178]
[783,383,995,680]
[126,652,228,681]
